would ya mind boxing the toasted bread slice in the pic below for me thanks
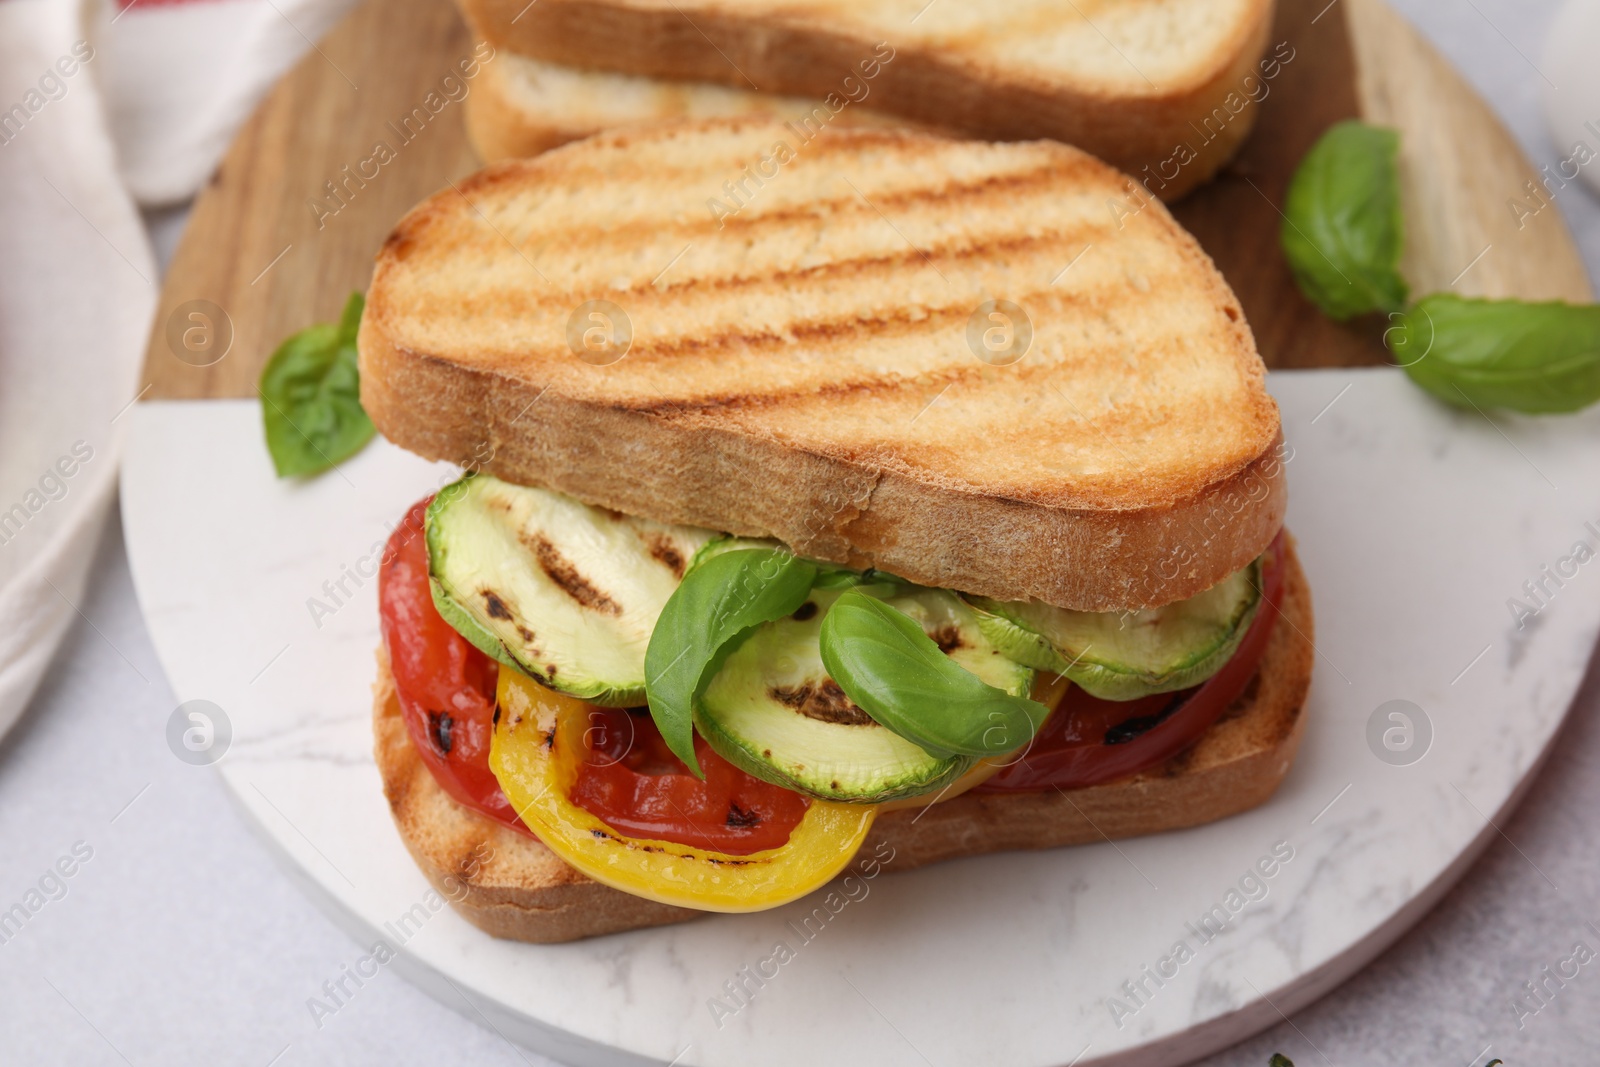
[373,536,1312,943]
[459,0,1275,199]
[466,50,920,163]
[361,120,1283,612]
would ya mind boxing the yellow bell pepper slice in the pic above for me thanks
[490,670,878,913]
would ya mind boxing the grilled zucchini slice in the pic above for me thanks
[698,583,1032,802]
[426,474,715,705]
[966,558,1262,701]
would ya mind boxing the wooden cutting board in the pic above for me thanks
[139,0,1593,399]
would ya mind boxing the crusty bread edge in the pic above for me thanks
[458,0,1276,198]
[359,330,1285,615]
[372,536,1313,943]
[462,49,933,165]
[462,58,593,162]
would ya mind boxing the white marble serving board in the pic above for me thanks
[120,367,1600,1067]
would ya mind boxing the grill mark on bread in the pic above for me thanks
[621,302,976,364]
[771,681,876,726]
[532,203,1111,301]
[447,255,1174,373]
[523,534,622,615]
[573,280,1152,381]
[432,248,1179,356]
[671,159,1084,237]
[514,139,1069,221]
[457,222,1126,327]
[474,157,1092,275]
[607,326,1152,417]
[641,226,1104,300]
[453,843,488,885]
[445,279,1179,402]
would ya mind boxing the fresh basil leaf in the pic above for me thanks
[1281,121,1408,320]
[644,548,817,776]
[1267,1056,1295,1067]
[1389,294,1600,413]
[259,291,375,477]
[810,569,866,590]
[819,589,1046,758]
[690,542,889,593]
[810,566,907,592]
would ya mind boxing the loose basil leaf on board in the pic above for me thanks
[259,291,375,477]
[1389,294,1600,414]
[818,589,1047,759]
[1281,121,1409,320]
[644,548,818,776]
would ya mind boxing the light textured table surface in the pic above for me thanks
[5,2,1599,1065]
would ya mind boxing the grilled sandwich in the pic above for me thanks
[458,0,1280,199]
[360,119,1313,942]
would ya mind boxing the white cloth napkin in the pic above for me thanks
[97,0,358,206]
[0,0,149,743]
[0,0,350,742]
